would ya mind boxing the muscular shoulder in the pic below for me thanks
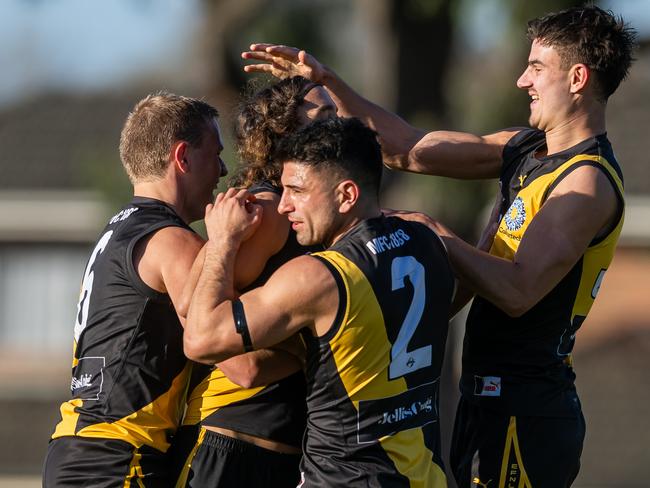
[237,254,339,340]
[267,254,335,293]
[135,226,204,294]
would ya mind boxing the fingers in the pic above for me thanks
[248,43,275,51]
[264,45,301,60]
[242,49,295,78]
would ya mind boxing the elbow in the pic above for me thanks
[227,368,257,389]
[383,153,409,171]
[183,335,211,365]
[183,327,221,365]
[501,302,529,318]
[219,357,261,389]
[177,297,190,321]
[499,288,536,318]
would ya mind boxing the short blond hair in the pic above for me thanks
[119,91,219,183]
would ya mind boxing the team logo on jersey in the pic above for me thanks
[504,197,526,231]
[474,375,501,397]
[356,380,438,443]
[71,356,105,400]
[109,206,138,225]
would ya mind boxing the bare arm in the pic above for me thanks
[434,165,620,316]
[134,225,205,326]
[242,43,514,178]
[176,191,289,318]
[178,236,303,384]
[185,190,337,364]
[449,190,502,317]
[144,191,300,386]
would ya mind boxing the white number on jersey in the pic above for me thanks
[74,231,113,341]
[388,256,432,379]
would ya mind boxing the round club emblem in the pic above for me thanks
[504,197,526,231]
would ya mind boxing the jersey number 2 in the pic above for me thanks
[388,256,431,379]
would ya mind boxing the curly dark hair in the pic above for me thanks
[274,117,383,197]
[527,5,637,101]
[230,76,319,188]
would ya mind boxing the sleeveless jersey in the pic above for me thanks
[301,215,455,487]
[181,182,310,447]
[462,129,625,416]
[51,197,193,453]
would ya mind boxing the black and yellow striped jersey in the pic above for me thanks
[462,129,624,416]
[51,197,193,453]
[300,215,455,487]
[181,181,311,448]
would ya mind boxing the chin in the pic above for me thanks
[296,236,313,246]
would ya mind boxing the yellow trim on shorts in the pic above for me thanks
[174,427,207,488]
[498,417,532,488]
[123,448,145,488]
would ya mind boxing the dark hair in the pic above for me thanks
[119,91,219,183]
[527,5,637,101]
[275,117,383,196]
[231,76,318,188]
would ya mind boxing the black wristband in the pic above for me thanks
[232,299,253,353]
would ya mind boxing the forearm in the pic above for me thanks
[218,349,302,389]
[320,67,424,170]
[185,237,240,362]
[442,235,528,317]
[177,245,206,319]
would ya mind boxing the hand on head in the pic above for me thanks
[242,43,326,83]
[383,208,453,238]
[205,188,263,245]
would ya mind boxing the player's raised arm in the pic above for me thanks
[243,43,514,179]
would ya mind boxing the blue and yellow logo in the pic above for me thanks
[504,197,526,231]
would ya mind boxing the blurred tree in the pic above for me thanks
[195,0,592,239]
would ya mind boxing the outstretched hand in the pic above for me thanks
[242,43,327,83]
[383,208,453,238]
[205,188,263,245]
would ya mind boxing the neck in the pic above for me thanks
[544,103,606,155]
[328,202,382,247]
[133,180,191,223]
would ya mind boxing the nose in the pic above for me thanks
[219,158,228,177]
[517,68,531,89]
[277,190,291,215]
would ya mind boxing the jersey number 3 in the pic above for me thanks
[388,256,431,380]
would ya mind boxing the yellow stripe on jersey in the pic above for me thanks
[314,250,447,488]
[492,154,623,260]
[182,368,264,426]
[52,362,192,452]
[492,153,624,335]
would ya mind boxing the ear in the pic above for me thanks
[569,63,590,94]
[336,180,360,214]
[172,141,190,174]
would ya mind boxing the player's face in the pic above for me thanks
[278,162,342,247]
[297,86,338,126]
[187,118,228,219]
[517,39,573,132]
